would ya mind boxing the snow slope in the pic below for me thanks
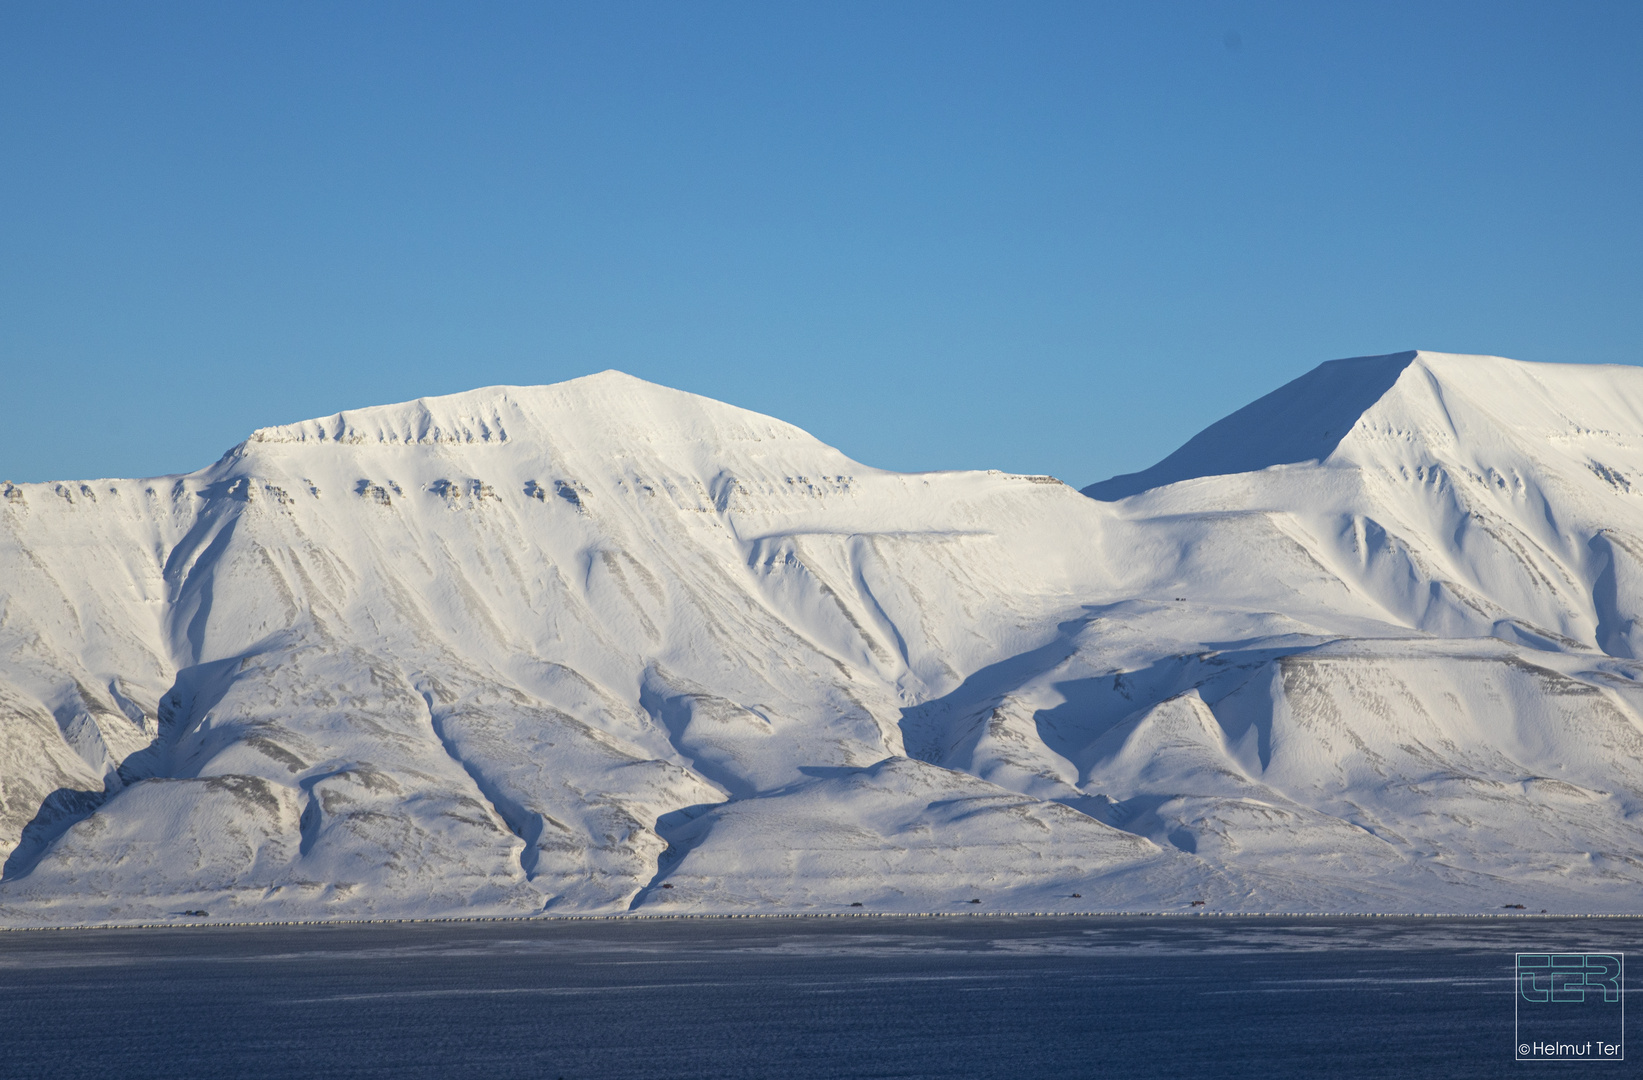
[4,353,1643,924]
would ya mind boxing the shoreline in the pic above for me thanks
[4,909,1641,932]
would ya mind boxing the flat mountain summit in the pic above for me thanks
[5,351,1643,925]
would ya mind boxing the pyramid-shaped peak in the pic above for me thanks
[1083,351,1420,500]
[1084,351,1643,501]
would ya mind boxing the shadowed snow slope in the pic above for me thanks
[4,356,1643,923]
[1083,350,1420,501]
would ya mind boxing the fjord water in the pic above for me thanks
[2,916,1628,1079]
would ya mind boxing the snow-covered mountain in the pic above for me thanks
[4,352,1643,925]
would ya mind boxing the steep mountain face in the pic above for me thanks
[1088,350,1643,652]
[4,354,1643,924]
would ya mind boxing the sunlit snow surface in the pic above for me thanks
[5,351,1643,923]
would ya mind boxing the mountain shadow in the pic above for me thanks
[1083,350,1418,501]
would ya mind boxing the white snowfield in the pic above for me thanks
[4,350,1643,925]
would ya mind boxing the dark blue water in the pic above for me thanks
[0,916,1633,1079]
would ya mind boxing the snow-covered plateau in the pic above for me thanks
[5,350,1643,925]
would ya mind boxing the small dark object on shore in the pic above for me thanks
[1190,900,1206,907]
[968,899,981,904]
[1503,904,1526,909]
[181,910,209,917]
[660,883,674,889]
[1070,893,1081,898]
[850,902,863,907]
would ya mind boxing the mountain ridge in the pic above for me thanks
[5,351,1643,924]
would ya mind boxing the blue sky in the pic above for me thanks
[3,2,1640,485]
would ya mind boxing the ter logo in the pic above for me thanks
[1519,954,1621,1003]
[1516,952,1624,1062]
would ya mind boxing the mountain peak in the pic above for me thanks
[1084,350,1643,501]
[1082,351,1421,500]
[241,370,825,460]
[246,371,655,448]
